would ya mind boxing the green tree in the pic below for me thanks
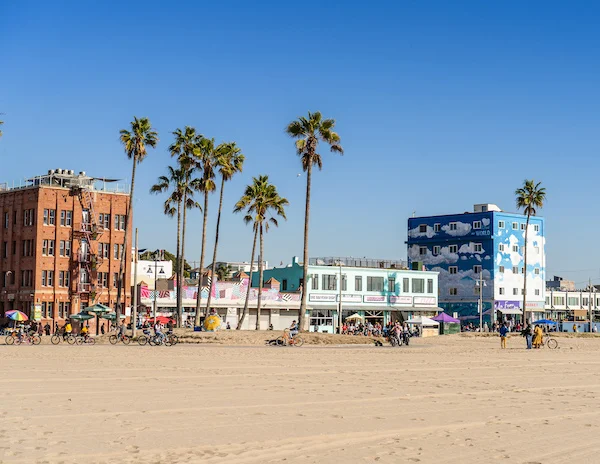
[285,111,342,331]
[139,249,192,277]
[118,117,158,333]
[515,179,546,324]
[205,142,244,314]
[193,137,217,326]
[234,175,288,329]
[215,263,233,281]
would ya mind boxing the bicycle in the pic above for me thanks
[75,335,96,345]
[276,329,304,347]
[109,333,131,345]
[51,331,72,345]
[541,334,558,349]
[14,333,41,345]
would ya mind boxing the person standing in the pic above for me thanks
[44,323,51,336]
[499,322,509,349]
[533,324,543,348]
[522,323,533,349]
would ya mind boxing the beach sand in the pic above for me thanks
[2,333,600,463]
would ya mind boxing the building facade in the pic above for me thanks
[0,169,131,329]
[407,204,546,323]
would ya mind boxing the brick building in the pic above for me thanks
[0,169,131,331]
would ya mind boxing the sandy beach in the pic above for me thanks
[2,333,600,463]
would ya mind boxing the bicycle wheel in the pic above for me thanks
[137,335,148,346]
[293,336,304,347]
[148,336,157,346]
[169,334,178,346]
[51,335,61,345]
[164,336,172,347]
[87,337,96,345]
[109,335,118,345]
[31,335,41,345]
[547,338,558,349]
[67,335,77,345]
[121,335,131,345]
[5,335,15,345]
[76,336,84,345]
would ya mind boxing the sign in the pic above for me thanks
[337,294,362,303]
[390,295,412,305]
[526,301,545,309]
[414,296,436,306]
[364,295,386,303]
[309,294,337,302]
[495,300,520,310]
[33,304,42,321]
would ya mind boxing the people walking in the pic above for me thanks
[499,322,509,349]
[533,324,543,348]
[522,323,533,349]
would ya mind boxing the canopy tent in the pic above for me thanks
[432,312,459,323]
[406,316,439,327]
[147,316,174,325]
[532,319,557,325]
[345,313,364,321]
[101,312,126,321]
[83,303,111,314]
[70,312,94,321]
[497,308,522,315]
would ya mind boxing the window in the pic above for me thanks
[412,278,425,293]
[2,241,7,258]
[449,288,458,296]
[99,243,108,259]
[44,209,56,225]
[114,244,119,259]
[512,245,518,252]
[60,241,65,257]
[59,271,65,287]
[499,287,505,295]
[553,296,565,306]
[535,289,540,296]
[60,210,73,226]
[434,223,441,232]
[65,271,70,287]
[449,222,457,231]
[3,212,8,228]
[60,210,66,226]
[513,288,519,295]
[341,274,347,291]
[474,243,482,252]
[512,222,518,230]
[311,274,319,290]
[120,215,125,230]
[114,214,126,231]
[402,278,409,292]
[419,224,427,233]
[66,211,72,227]
[281,279,287,291]
[521,288,527,295]
[534,224,539,232]
[520,223,526,230]
[427,279,433,294]
[42,240,48,256]
[499,266,505,273]
[512,266,518,274]
[99,213,110,229]
[355,276,362,291]
[498,220,505,229]
[449,266,458,275]
[388,278,395,292]
[20,270,32,287]
[567,297,579,306]
[48,240,55,256]
[473,265,482,275]
[473,221,481,229]
[42,271,47,286]
[23,209,34,226]
[322,274,337,291]
[47,271,54,287]
[98,272,108,288]
[419,246,427,255]
[499,244,505,252]
[59,302,70,318]
[534,268,540,275]
[433,246,440,256]
[449,245,458,253]
[113,273,119,287]
[367,276,384,292]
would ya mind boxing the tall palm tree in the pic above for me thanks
[515,180,546,325]
[169,127,203,326]
[117,117,158,332]
[193,137,217,326]
[205,142,244,314]
[234,175,288,330]
[285,111,342,331]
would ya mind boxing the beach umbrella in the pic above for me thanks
[5,310,28,321]
[101,312,126,321]
[345,313,363,321]
[70,312,94,321]
[532,319,557,325]
[83,303,111,314]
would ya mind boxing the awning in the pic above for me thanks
[498,308,522,315]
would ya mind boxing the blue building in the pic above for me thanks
[407,204,546,324]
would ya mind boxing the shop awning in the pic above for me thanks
[498,308,523,315]
[343,306,391,312]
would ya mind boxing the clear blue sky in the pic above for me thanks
[1,1,600,285]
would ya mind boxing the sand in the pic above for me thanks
[2,333,600,463]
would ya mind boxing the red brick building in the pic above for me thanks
[0,170,131,331]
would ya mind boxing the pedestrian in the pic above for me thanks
[533,324,543,348]
[522,323,533,349]
[226,322,231,330]
[499,322,509,349]
[101,324,105,335]
[44,323,51,336]
[54,322,59,334]
[572,323,578,333]
[37,322,43,336]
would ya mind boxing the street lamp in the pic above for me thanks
[146,250,165,321]
[475,274,487,330]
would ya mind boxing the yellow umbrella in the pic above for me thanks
[203,314,221,331]
[345,313,363,321]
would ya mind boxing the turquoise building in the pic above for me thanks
[254,257,440,332]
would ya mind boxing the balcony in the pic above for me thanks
[78,283,91,293]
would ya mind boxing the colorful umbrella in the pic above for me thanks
[5,310,28,321]
[204,314,221,331]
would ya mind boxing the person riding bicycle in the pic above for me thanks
[289,320,298,340]
[63,322,72,340]
[154,321,164,343]
[167,319,174,334]
[81,325,89,341]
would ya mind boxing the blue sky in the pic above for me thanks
[1,1,600,285]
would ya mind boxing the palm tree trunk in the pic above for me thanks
[237,226,258,329]
[179,193,189,329]
[256,223,264,330]
[298,163,312,332]
[175,196,183,328]
[116,157,136,329]
[194,191,210,327]
[522,215,530,324]
[205,177,225,316]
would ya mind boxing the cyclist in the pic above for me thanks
[80,325,89,341]
[154,321,164,344]
[64,321,73,340]
[289,320,298,340]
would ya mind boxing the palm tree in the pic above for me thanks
[234,175,288,330]
[515,180,546,325]
[215,263,233,281]
[285,111,342,331]
[150,165,199,326]
[117,117,158,333]
[169,127,203,326]
[205,142,245,314]
[193,137,217,326]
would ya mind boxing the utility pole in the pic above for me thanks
[338,260,343,333]
[131,228,138,337]
[479,272,484,330]
[589,278,593,333]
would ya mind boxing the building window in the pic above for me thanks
[473,265,482,275]
[449,266,458,275]
[535,289,540,296]
[281,279,287,291]
[498,220,505,229]
[42,240,48,256]
[43,209,56,226]
[419,246,427,255]
[512,266,518,274]
[512,222,518,230]
[388,278,395,292]
[3,212,8,229]
[534,268,540,275]
[60,210,73,227]
[367,276,384,292]
[59,271,64,287]
[114,244,119,259]
[42,271,47,286]
[114,214,126,231]
[432,245,440,256]
[23,209,34,226]
[534,224,539,232]
[474,243,482,252]
[449,288,457,296]
[567,297,579,306]
[322,274,337,291]
[47,271,54,287]
[355,276,362,291]
[449,222,457,231]
[427,279,433,294]
[499,244,505,252]
[99,213,110,229]
[48,240,55,256]
[522,289,527,295]
[402,278,409,292]
[340,274,347,291]
[512,245,518,252]
[499,287,505,295]
[311,274,319,290]
[513,288,519,295]
[449,245,458,253]
[419,224,427,233]
[434,223,441,232]
[499,266,505,273]
[473,221,481,229]
[412,278,424,293]
[520,223,526,230]
[66,211,72,227]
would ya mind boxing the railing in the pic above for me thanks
[310,257,408,269]
[78,283,91,293]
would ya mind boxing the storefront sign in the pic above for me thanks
[337,294,362,303]
[413,296,436,306]
[495,300,520,310]
[526,301,545,309]
[390,295,412,305]
[309,294,337,302]
[363,295,386,303]
[33,304,42,321]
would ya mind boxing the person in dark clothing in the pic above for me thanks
[499,323,509,349]
[522,323,533,349]
[44,323,51,336]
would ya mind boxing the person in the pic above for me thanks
[81,324,89,340]
[499,322,509,349]
[226,322,231,330]
[533,324,543,348]
[118,323,126,339]
[44,323,51,336]
[167,319,174,333]
[522,323,533,349]
[593,325,598,333]
[268,323,273,331]
[64,321,72,340]
[154,320,164,343]
[37,322,43,336]
[483,322,489,333]
[573,323,578,333]
[289,320,298,339]
[54,322,59,334]
[101,324,106,335]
